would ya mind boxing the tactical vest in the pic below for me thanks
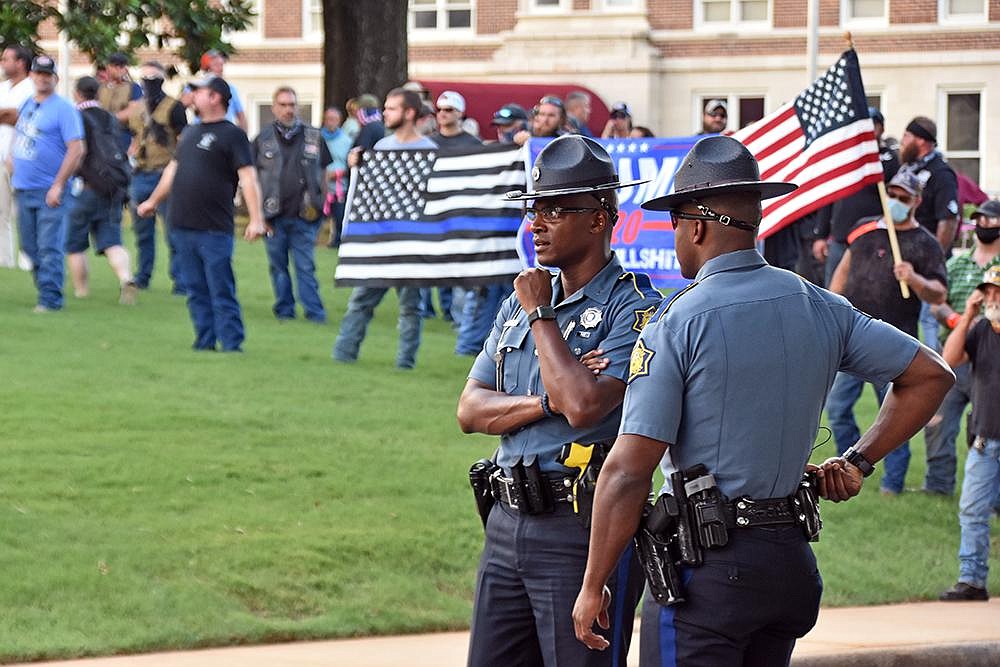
[131,96,181,172]
[98,82,132,115]
[256,124,324,222]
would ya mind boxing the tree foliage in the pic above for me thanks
[0,1,255,74]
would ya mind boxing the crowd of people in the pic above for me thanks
[3,42,1000,665]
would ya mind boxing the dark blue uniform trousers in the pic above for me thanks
[639,525,822,667]
[468,501,644,667]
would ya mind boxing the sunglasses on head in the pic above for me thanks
[539,96,563,108]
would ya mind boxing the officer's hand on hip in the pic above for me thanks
[514,268,553,313]
[814,458,863,502]
[573,585,612,650]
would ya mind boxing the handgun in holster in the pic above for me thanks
[469,456,500,530]
[633,493,686,606]
[556,442,608,527]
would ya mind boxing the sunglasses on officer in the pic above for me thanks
[669,201,756,232]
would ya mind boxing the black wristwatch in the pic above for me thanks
[843,446,876,478]
[526,305,556,324]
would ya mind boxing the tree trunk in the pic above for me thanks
[322,0,408,112]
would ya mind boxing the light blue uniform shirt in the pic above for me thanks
[469,256,663,474]
[620,249,920,499]
[12,94,84,191]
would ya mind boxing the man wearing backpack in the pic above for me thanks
[66,76,137,304]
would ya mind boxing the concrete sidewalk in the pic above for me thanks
[10,599,1000,666]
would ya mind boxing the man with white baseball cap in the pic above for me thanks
[429,90,481,152]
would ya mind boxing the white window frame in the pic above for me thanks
[938,86,984,184]
[526,0,570,14]
[692,93,770,133]
[694,0,772,33]
[838,0,888,30]
[408,0,475,34]
[937,0,987,25]
[303,0,323,39]
[600,0,642,10]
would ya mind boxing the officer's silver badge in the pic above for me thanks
[531,166,541,181]
[580,307,602,329]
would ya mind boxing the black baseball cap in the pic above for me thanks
[107,53,129,67]
[189,75,232,108]
[31,55,56,75]
[491,103,529,126]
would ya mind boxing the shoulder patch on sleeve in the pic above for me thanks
[628,339,655,383]
[632,305,656,333]
[947,200,959,215]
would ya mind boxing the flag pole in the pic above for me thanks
[877,181,911,298]
[843,32,911,300]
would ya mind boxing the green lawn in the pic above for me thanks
[0,227,995,661]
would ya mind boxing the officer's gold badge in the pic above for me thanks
[628,340,654,383]
[632,306,656,333]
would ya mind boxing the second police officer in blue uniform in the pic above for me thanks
[457,134,662,666]
[572,136,955,666]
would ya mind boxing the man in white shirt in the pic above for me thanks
[0,45,35,268]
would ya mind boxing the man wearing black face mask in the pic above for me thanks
[128,61,187,293]
[924,200,1000,496]
[252,86,332,323]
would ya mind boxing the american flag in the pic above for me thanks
[732,49,883,240]
[334,144,526,287]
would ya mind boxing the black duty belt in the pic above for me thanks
[491,474,574,511]
[723,496,800,528]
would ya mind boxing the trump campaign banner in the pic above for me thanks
[519,136,701,290]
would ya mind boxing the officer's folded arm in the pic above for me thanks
[573,433,668,650]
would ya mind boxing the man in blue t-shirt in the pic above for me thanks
[1,55,84,312]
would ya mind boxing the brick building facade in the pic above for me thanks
[39,0,1000,193]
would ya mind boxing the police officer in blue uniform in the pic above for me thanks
[572,136,954,666]
[457,134,662,667]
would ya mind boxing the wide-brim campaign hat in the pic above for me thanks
[641,135,796,211]
[505,135,648,201]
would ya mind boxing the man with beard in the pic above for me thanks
[897,116,960,351]
[333,88,436,369]
[924,200,1000,496]
[253,86,332,323]
[939,266,1000,601]
[128,61,187,292]
[458,134,657,667]
[699,99,727,134]
[515,96,565,145]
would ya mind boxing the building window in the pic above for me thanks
[305,0,323,35]
[227,0,261,44]
[840,0,886,26]
[603,0,638,8]
[939,0,986,22]
[943,92,981,183]
[698,0,769,26]
[410,0,473,30]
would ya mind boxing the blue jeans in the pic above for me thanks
[826,371,910,494]
[919,301,941,352]
[173,227,244,351]
[957,438,1000,589]
[16,187,72,309]
[131,169,182,291]
[332,285,422,368]
[456,283,513,356]
[923,362,972,495]
[264,216,325,322]
[419,286,457,321]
